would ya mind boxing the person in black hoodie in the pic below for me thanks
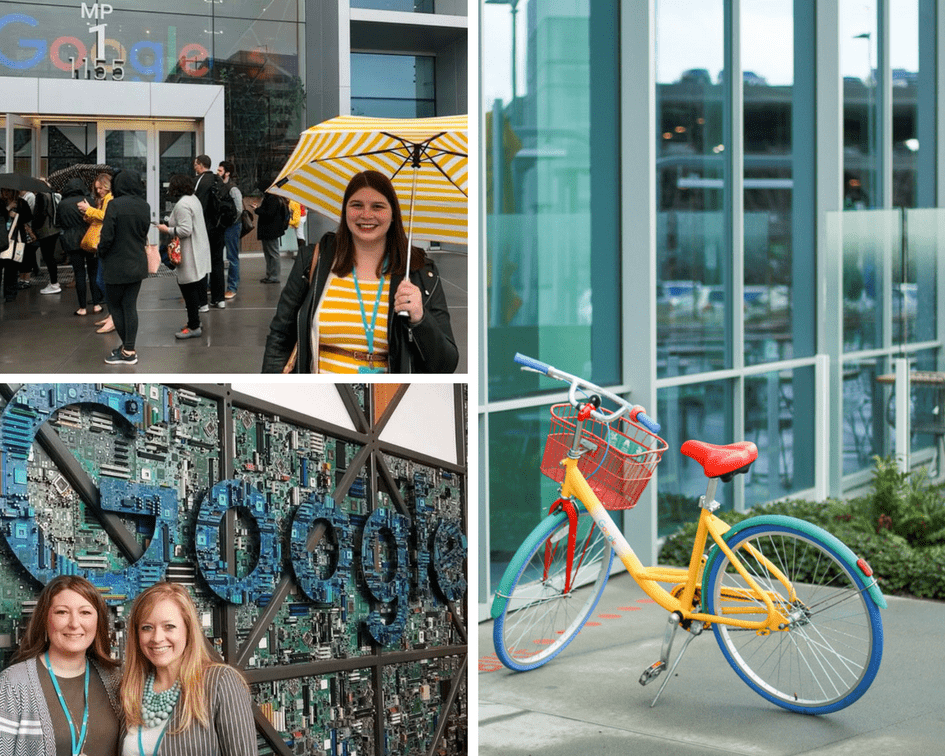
[97,170,150,365]
[255,183,287,284]
[58,177,104,316]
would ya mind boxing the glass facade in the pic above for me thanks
[0,1,303,190]
[483,0,621,577]
[481,0,943,604]
[656,0,726,378]
[351,53,436,117]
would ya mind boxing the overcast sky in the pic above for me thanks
[482,1,919,104]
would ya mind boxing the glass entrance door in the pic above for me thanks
[4,114,36,174]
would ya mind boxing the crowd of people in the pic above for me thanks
[1,160,458,373]
[0,575,257,756]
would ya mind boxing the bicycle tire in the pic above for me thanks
[492,507,614,672]
[703,516,883,714]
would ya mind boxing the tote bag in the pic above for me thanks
[0,214,25,264]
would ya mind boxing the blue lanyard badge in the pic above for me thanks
[44,653,90,756]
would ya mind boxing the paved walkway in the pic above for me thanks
[479,571,945,755]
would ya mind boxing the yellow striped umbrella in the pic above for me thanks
[269,115,468,248]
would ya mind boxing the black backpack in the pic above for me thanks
[205,175,239,230]
[281,199,292,232]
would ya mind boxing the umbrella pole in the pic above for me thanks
[399,164,419,318]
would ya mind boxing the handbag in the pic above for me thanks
[0,214,25,264]
[282,243,320,374]
[167,236,182,266]
[239,207,255,238]
[80,222,100,253]
[145,242,161,274]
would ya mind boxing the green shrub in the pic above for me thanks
[658,457,945,600]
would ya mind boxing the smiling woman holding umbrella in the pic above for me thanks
[262,170,458,374]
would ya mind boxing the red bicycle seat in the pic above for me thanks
[680,440,758,481]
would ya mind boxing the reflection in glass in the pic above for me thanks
[483,1,620,401]
[842,210,898,352]
[656,0,726,379]
[351,0,435,12]
[904,209,939,346]
[351,54,436,118]
[656,380,732,537]
[841,0,877,209]
[743,3,795,366]
[744,367,814,508]
[159,131,197,219]
[41,124,97,177]
[487,403,625,587]
[105,130,147,176]
[843,359,884,476]
[891,0,919,209]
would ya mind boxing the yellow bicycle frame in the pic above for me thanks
[558,456,796,631]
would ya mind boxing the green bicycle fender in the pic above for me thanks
[490,507,576,620]
[700,514,887,610]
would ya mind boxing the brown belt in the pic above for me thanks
[320,343,389,365]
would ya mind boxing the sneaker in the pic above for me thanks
[198,303,210,313]
[175,326,202,340]
[260,277,280,284]
[211,300,226,309]
[40,283,61,294]
[224,290,236,300]
[17,280,31,290]
[105,349,137,365]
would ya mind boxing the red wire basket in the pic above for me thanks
[540,403,668,510]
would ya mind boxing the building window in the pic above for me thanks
[351,53,436,118]
[351,0,436,11]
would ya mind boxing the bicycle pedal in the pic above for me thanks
[639,660,666,686]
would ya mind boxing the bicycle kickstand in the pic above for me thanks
[638,611,703,708]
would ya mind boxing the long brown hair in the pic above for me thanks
[11,575,118,669]
[332,170,424,278]
[120,582,240,733]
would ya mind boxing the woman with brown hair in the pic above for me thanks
[261,169,458,373]
[120,582,255,756]
[0,575,122,756]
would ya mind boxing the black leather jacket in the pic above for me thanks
[261,233,458,374]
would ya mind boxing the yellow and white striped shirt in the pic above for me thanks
[316,275,390,373]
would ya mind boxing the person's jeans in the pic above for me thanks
[261,237,281,280]
[207,228,226,304]
[68,251,103,310]
[224,222,240,292]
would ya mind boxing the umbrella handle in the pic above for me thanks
[399,164,420,318]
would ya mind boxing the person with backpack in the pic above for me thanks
[28,188,63,294]
[193,155,228,309]
[216,160,242,300]
[254,181,289,284]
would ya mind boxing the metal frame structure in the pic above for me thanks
[0,382,468,756]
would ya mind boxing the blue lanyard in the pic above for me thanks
[138,716,173,756]
[352,272,385,355]
[44,653,89,756]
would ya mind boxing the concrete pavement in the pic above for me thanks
[479,571,945,755]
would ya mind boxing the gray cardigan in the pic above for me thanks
[167,194,211,286]
[0,656,122,756]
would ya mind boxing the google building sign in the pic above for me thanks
[0,5,210,81]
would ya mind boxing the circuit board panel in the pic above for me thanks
[0,383,467,756]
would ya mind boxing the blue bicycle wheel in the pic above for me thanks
[703,517,883,714]
[492,508,614,672]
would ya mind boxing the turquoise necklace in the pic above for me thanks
[351,270,385,356]
[44,652,89,756]
[141,671,181,727]
[138,672,180,756]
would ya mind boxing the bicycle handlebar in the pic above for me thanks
[513,352,661,433]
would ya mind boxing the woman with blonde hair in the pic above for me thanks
[78,172,116,334]
[0,575,122,756]
[120,582,255,756]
